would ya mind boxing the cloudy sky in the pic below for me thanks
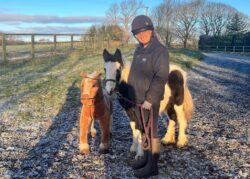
[0,0,249,34]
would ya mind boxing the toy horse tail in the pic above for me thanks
[183,85,193,121]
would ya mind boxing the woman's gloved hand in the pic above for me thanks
[142,100,152,110]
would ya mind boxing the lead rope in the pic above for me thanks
[115,92,153,150]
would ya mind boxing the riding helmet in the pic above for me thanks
[131,15,154,35]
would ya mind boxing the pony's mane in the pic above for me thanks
[169,64,187,86]
[120,59,131,83]
[87,71,98,79]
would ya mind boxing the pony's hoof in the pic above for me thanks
[161,135,175,145]
[91,129,97,138]
[79,143,90,154]
[177,137,188,148]
[99,143,109,154]
[99,148,109,154]
[135,152,144,160]
[130,143,138,153]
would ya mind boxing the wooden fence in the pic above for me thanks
[0,33,123,62]
[199,45,250,53]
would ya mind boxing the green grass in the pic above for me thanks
[0,47,202,127]
[169,48,205,68]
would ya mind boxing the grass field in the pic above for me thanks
[0,48,203,129]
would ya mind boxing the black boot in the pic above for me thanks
[130,150,148,169]
[134,138,160,178]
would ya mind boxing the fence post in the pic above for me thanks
[31,34,35,59]
[243,46,245,53]
[93,35,96,50]
[71,35,73,50]
[224,46,226,52]
[107,35,110,48]
[54,35,57,52]
[102,36,104,49]
[233,46,235,52]
[2,33,7,63]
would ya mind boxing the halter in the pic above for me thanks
[81,76,103,106]
[104,66,122,91]
[115,91,153,150]
[81,94,104,106]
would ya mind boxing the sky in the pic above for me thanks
[0,0,249,34]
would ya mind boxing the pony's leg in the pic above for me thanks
[90,118,97,138]
[99,114,110,154]
[161,119,176,145]
[174,104,188,148]
[130,121,140,153]
[79,109,91,154]
[109,114,113,134]
[126,109,139,153]
[135,131,144,159]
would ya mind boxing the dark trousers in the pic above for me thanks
[133,104,160,138]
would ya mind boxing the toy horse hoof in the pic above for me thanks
[99,148,109,154]
[91,131,97,138]
[177,139,188,148]
[80,148,90,154]
[161,135,176,145]
[79,144,90,154]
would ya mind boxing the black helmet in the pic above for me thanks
[131,15,154,35]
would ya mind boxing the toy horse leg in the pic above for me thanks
[79,108,92,154]
[90,118,97,138]
[174,104,188,148]
[161,119,176,145]
[99,113,110,154]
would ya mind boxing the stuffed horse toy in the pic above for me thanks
[79,71,112,154]
[103,48,193,159]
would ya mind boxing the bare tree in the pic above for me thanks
[105,0,144,44]
[210,3,236,36]
[200,1,213,35]
[226,12,248,34]
[151,0,178,46]
[174,0,201,48]
[106,3,120,25]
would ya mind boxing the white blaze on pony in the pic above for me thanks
[103,48,194,158]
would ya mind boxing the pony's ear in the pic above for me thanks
[95,72,102,79]
[114,48,124,67]
[80,71,87,77]
[114,48,122,59]
[103,49,110,62]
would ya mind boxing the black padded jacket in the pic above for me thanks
[127,33,169,106]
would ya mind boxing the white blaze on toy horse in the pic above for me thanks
[103,48,193,158]
[79,71,113,154]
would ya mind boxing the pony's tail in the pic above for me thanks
[183,85,193,121]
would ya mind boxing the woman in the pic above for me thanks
[127,15,169,178]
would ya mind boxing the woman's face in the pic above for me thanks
[135,30,152,46]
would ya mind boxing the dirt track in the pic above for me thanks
[1,53,249,178]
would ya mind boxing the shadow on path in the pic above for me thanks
[12,80,80,178]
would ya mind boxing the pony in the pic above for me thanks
[103,48,193,158]
[79,71,113,154]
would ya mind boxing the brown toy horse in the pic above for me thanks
[79,71,112,154]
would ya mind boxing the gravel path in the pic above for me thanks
[1,53,249,178]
